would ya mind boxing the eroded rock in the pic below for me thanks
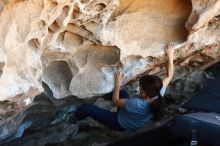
[0,0,219,102]
[0,0,220,144]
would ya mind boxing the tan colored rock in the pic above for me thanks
[96,0,191,58]
[0,0,8,12]
[0,0,219,102]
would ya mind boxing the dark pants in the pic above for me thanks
[75,90,130,131]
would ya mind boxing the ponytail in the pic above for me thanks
[150,93,166,121]
[139,75,166,121]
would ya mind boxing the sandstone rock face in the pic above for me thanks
[0,0,220,145]
[0,0,8,12]
[0,0,219,102]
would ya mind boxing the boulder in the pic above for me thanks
[0,0,219,104]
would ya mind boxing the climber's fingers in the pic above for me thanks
[164,42,174,55]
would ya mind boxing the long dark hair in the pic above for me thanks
[139,75,166,121]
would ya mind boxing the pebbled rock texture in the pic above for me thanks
[0,0,220,144]
[0,0,219,101]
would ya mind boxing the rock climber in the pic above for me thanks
[56,43,174,131]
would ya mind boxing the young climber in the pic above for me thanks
[56,43,174,131]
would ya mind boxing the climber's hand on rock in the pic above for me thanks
[163,42,174,88]
[164,43,174,57]
[114,71,123,87]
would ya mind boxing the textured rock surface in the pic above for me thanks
[0,0,220,145]
[0,0,6,12]
[0,0,190,101]
[0,0,219,102]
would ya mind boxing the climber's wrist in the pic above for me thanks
[114,81,121,88]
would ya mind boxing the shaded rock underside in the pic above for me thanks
[0,0,220,145]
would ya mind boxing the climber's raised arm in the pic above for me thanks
[163,43,174,88]
[112,71,125,108]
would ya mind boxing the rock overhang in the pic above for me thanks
[0,0,219,103]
